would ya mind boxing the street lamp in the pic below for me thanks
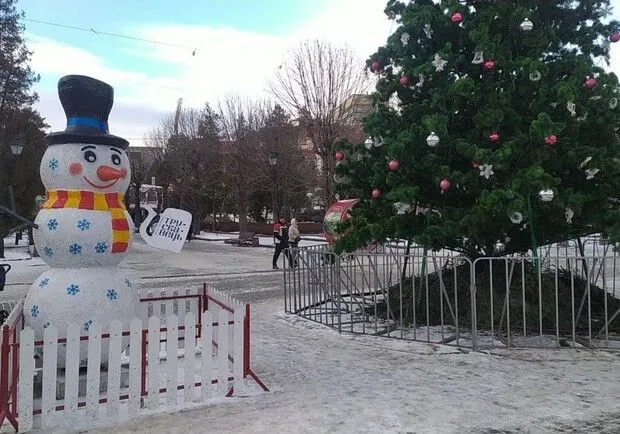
[268,152,278,222]
[10,139,24,156]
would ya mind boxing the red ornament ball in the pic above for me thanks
[610,32,620,43]
[483,60,495,70]
[544,134,557,146]
[335,151,344,161]
[451,12,462,23]
[371,188,382,199]
[439,179,451,192]
[388,159,400,171]
[584,77,597,89]
[371,60,381,72]
[399,75,410,86]
[472,162,480,169]
[489,132,500,142]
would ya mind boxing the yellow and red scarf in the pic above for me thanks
[41,190,130,253]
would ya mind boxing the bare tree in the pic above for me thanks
[143,101,228,235]
[268,39,370,206]
[217,94,270,232]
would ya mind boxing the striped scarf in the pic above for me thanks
[41,190,130,253]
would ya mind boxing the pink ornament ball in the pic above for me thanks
[544,134,557,146]
[371,61,381,72]
[372,188,382,199]
[451,12,462,24]
[439,179,451,192]
[388,159,400,171]
[483,60,495,70]
[335,151,344,161]
[610,32,620,43]
[399,75,410,86]
[489,132,500,142]
[584,77,597,89]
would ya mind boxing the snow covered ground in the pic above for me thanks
[2,233,620,433]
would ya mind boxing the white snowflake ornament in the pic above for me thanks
[479,164,495,179]
[394,202,413,215]
[432,53,447,71]
[401,32,410,46]
[565,208,574,224]
[585,168,600,180]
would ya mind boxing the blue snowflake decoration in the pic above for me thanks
[48,158,59,171]
[47,219,58,231]
[77,219,91,231]
[30,305,39,317]
[42,322,51,329]
[84,319,93,331]
[124,278,132,288]
[38,277,50,288]
[43,246,53,257]
[95,241,108,253]
[69,244,82,255]
[66,284,80,296]
[106,289,118,301]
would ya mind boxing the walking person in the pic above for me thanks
[288,218,300,268]
[272,216,289,269]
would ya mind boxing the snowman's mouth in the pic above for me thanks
[83,176,118,189]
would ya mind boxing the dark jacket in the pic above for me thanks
[273,222,289,246]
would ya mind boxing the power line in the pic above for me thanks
[22,18,198,53]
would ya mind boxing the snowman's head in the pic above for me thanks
[41,143,131,194]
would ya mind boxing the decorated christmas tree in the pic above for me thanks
[334,0,620,257]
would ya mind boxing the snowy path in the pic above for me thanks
[80,295,620,434]
[5,235,619,433]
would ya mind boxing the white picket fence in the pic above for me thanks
[12,286,259,432]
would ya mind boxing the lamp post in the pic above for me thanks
[268,152,278,222]
[0,137,26,258]
[7,138,24,213]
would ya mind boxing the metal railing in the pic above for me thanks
[283,239,619,350]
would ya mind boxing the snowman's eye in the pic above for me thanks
[83,150,97,163]
[111,154,121,166]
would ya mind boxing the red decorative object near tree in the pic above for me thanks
[544,134,557,146]
[388,159,400,171]
[335,151,344,161]
[451,12,462,23]
[489,132,500,142]
[439,179,451,192]
[371,60,381,72]
[584,77,597,89]
[372,188,382,199]
[399,75,409,86]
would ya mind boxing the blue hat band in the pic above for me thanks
[67,117,109,133]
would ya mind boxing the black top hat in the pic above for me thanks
[45,75,129,148]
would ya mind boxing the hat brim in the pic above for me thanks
[45,131,130,149]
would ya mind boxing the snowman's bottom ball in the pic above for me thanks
[24,268,141,367]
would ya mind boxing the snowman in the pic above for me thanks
[23,75,140,366]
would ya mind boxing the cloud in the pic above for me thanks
[28,0,392,144]
[28,0,619,146]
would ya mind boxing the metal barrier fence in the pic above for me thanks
[283,238,619,350]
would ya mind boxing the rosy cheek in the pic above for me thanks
[68,162,83,176]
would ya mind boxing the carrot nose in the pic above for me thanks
[97,165,127,181]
